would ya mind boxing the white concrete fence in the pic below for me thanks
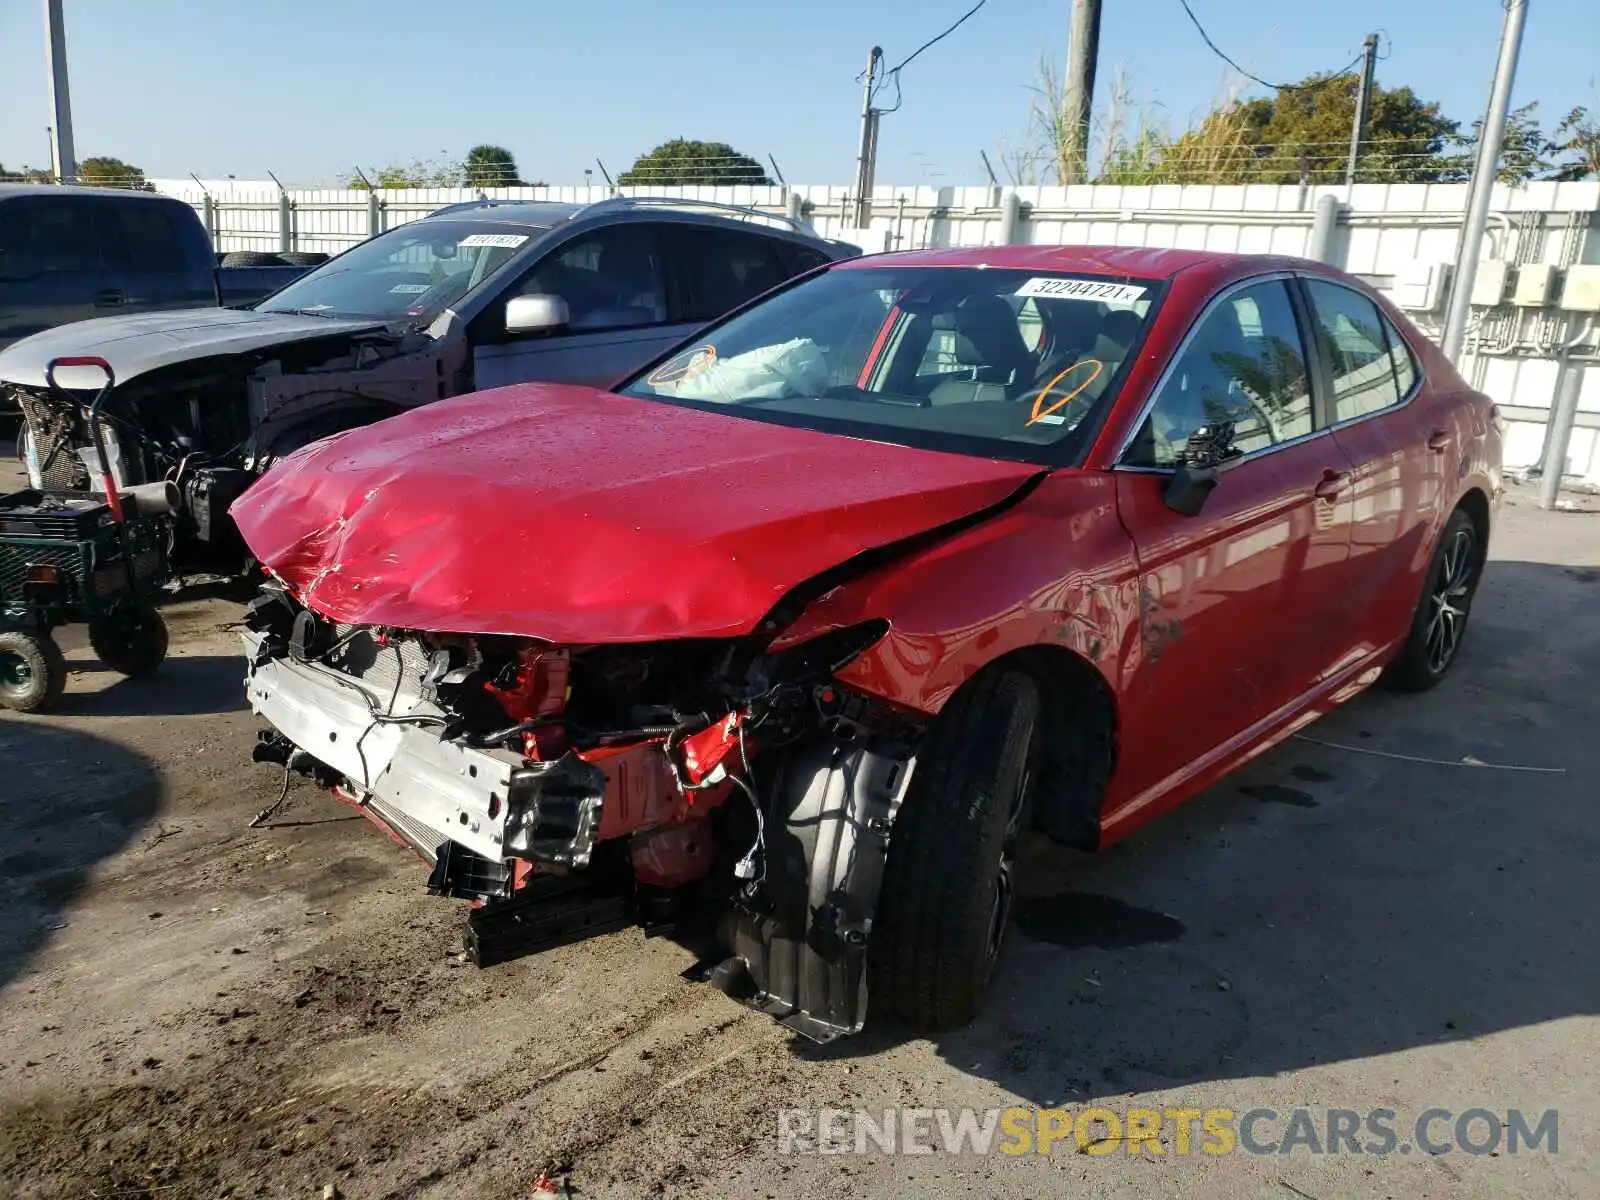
[152,177,1600,486]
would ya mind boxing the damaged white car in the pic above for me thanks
[0,197,852,572]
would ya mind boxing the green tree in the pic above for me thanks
[617,139,771,186]
[347,156,464,189]
[0,163,53,183]
[77,156,151,189]
[1444,102,1552,183]
[1548,106,1600,180]
[1186,74,1461,184]
[463,144,522,187]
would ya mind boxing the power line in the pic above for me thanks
[865,0,989,114]
[889,0,986,76]
[1175,0,1368,92]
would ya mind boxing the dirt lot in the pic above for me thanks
[2,434,1598,1199]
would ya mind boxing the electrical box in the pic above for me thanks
[1471,259,1512,306]
[1512,262,1559,307]
[1393,261,1451,313]
[1558,264,1600,312]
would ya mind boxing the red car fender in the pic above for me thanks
[775,471,1140,716]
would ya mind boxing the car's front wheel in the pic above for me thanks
[870,667,1040,1030]
[1386,506,1483,692]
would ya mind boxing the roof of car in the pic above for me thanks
[0,183,185,202]
[837,244,1312,280]
[420,196,839,246]
[421,199,584,226]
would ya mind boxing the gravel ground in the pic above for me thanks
[2,433,1597,1199]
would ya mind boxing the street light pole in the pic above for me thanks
[1440,0,1530,364]
[43,0,77,183]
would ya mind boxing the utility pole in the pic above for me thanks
[43,0,76,183]
[852,46,883,227]
[1440,0,1529,364]
[1062,0,1103,184]
[1344,33,1380,188]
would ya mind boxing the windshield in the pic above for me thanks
[257,220,546,321]
[618,265,1162,462]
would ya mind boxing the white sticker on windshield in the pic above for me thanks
[389,283,430,294]
[1015,277,1147,303]
[459,233,529,249]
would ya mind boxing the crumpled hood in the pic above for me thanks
[232,383,1040,643]
[0,308,390,388]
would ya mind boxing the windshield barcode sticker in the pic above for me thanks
[459,233,529,248]
[389,283,430,294]
[1015,277,1147,303]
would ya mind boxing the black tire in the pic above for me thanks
[220,251,286,267]
[0,631,67,713]
[278,251,330,266]
[1385,507,1482,693]
[870,668,1041,1030]
[89,608,169,678]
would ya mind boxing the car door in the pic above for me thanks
[93,198,215,314]
[0,196,108,348]
[1301,276,1449,657]
[470,221,697,390]
[1108,276,1357,818]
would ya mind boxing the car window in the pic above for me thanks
[663,226,793,322]
[1305,279,1412,421]
[618,266,1163,464]
[521,223,666,331]
[1125,279,1313,468]
[786,244,834,274]
[0,200,101,277]
[259,219,543,321]
[97,202,187,273]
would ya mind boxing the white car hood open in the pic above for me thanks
[0,308,393,388]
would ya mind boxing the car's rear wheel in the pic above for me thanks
[1386,507,1482,692]
[870,667,1040,1030]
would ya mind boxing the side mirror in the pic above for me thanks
[505,293,569,335]
[1161,422,1236,516]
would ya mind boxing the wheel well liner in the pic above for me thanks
[961,644,1117,853]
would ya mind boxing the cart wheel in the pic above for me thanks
[0,631,67,713]
[89,608,170,678]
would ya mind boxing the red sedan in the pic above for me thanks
[233,245,1502,1041]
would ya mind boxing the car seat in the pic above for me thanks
[568,243,665,330]
[926,294,1035,405]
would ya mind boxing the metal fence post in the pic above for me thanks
[1307,193,1342,264]
[278,192,293,253]
[368,190,382,239]
[1539,365,1586,510]
[201,195,217,247]
[785,192,803,224]
[997,191,1022,245]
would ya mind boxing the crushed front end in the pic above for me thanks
[242,586,919,1041]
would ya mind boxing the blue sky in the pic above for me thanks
[1,0,1594,186]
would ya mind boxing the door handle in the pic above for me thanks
[1314,469,1349,501]
[1427,429,1453,453]
[93,289,126,307]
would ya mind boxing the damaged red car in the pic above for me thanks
[234,245,1502,1040]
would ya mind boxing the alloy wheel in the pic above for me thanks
[1425,526,1476,675]
[984,737,1037,982]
